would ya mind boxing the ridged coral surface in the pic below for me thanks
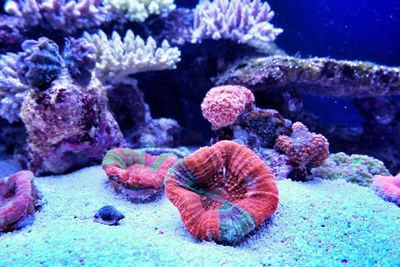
[0,170,41,232]
[371,174,400,206]
[165,140,279,244]
[102,148,178,202]
[201,85,255,129]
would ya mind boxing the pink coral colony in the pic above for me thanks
[165,140,279,244]
[201,85,255,129]
[0,170,42,232]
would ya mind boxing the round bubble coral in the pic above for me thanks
[201,85,255,129]
[0,170,42,232]
[102,148,178,202]
[275,122,329,180]
[165,140,279,245]
[371,174,400,206]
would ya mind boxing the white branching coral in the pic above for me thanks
[192,0,283,47]
[0,53,29,123]
[102,0,175,22]
[83,30,181,84]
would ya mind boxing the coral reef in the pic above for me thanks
[216,55,400,97]
[137,117,181,147]
[312,152,391,187]
[83,30,181,84]
[93,205,125,225]
[165,140,279,245]
[201,85,255,129]
[4,0,108,34]
[102,148,178,202]
[275,122,329,180]
[63,37,96,86]
[0,170,42,232]
[20,70,124,175]
[0,53,29,123]
[17,37,63,90]
[192,0,282,48]
[103,0,175,22]
[371,174,400,206]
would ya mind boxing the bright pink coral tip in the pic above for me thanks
[371,174,400,206]
[201,85,255,129]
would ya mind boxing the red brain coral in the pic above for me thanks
[165,140,279,244]
[0,170,42,232]
[201,85,255,129]
[102,148,178,202]
[275,122,329,180]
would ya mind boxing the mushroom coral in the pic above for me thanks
[165,140,279,245]
[0,171,42,232]
[102,148,178,202]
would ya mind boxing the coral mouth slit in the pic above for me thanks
[165,140,279,245]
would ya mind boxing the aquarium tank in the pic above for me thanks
[0,0,399,265]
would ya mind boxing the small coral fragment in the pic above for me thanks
[371,174,400,206]
[0,170,42,232]
[275,122,329,180]
[165,140,279,245]
[102,148,178,202]
[201,85,255,129]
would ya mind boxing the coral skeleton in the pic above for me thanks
[192,0,282,47]
[83,30,181,84]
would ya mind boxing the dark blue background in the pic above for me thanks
[178,0,400,66]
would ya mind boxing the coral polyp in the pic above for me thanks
[0,170,42,232]
[102,148,178,202]
[165,140,279,245]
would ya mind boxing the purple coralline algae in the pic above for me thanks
[192,0,282,47]
[17,37,63,90]
[4,0,108,34]
[275,122,330,181]
[311,152,391,187]
[20,69,124,175]
[216,55,400,97]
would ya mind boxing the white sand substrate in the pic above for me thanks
[0,159,399,266]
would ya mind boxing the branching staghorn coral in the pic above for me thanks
[83,30,181,84]
[4,0,108,34]
[103,0,175,22]
[0,53,29,123]
[192,0,283,47]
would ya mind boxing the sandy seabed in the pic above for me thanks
[0,158,399,267]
